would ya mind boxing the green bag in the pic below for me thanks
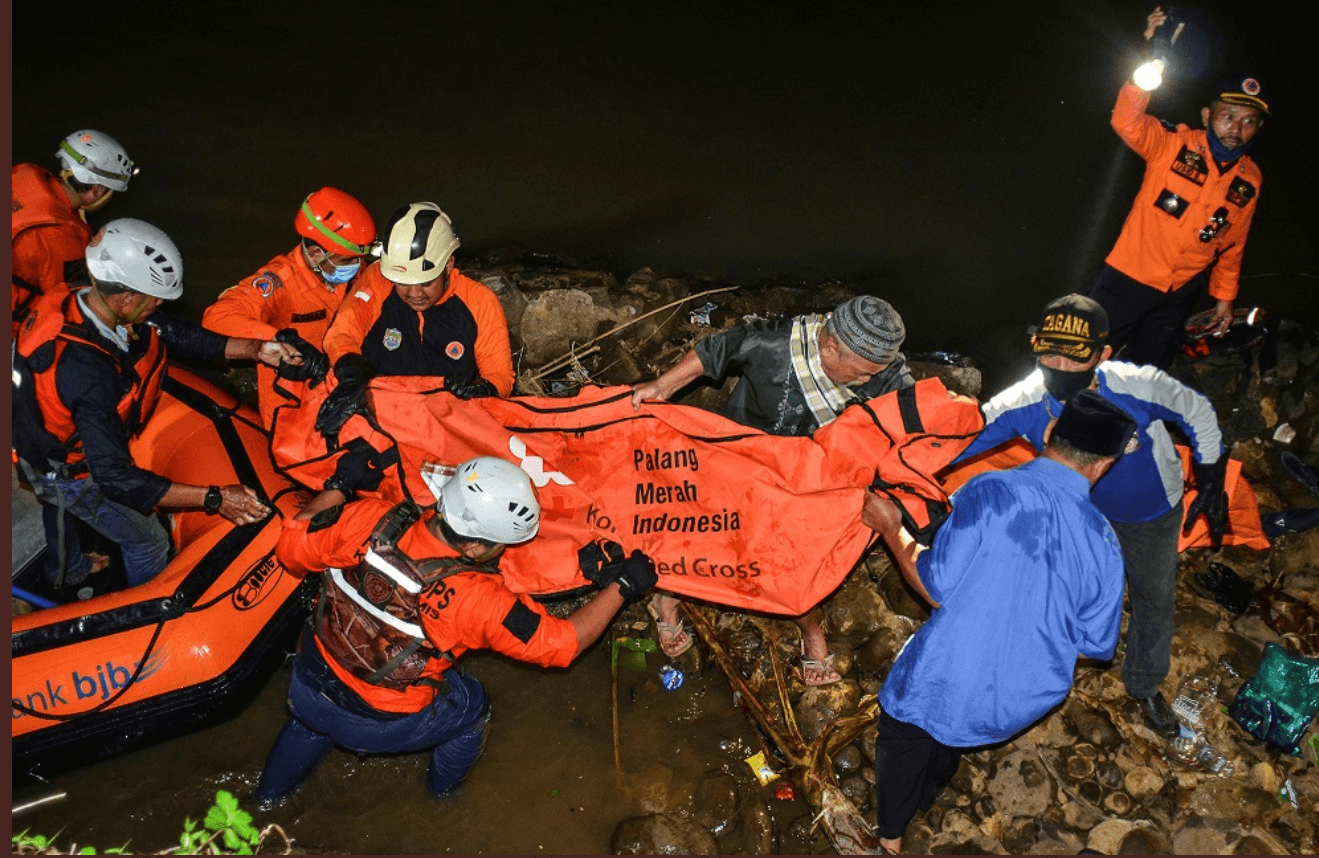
[1227,642,1319,755]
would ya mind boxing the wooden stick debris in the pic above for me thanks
[528,286,739,381]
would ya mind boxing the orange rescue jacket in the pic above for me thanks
[1105,83,1263,302]
[12,164,92,336]
[203,246,351,425]
[15,292,167,470]
[322,263,514,396]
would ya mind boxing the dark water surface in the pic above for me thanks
[10,0,1315,852]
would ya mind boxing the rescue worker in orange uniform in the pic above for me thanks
[12,219,307,594]
[1088,8,1268,368]
[202,188,377,425]
[315,203,514,435]
[255,456,656,801]
[13,129,135,338]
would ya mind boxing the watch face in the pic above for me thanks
[205,487,222,511]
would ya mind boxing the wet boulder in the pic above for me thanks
[1062,701,1122,750]
[792,680,861,744]
[611,813,720,855]
[985,749,1054,820]
[1172,814,1245,856]
[690,772,740,838]
[518,288,633,365]
[1116,824,1173,854]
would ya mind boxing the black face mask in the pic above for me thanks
[1039,365,1095,402]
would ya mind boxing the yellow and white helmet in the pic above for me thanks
[379,202,460,286]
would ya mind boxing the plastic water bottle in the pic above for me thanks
[1172,675,1217,732]
[1196,744,1232,776]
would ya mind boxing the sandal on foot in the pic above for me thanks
[646,595,694,658]
[795,652,842,687]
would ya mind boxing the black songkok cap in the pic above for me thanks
[1052,389,1137,458]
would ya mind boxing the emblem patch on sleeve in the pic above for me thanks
[445,341,465,359]
[253,272,283,297]
[383,328,403,351]
[501,600,542,643]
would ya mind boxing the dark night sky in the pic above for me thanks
[11,0,1316,375]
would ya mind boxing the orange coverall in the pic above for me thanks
[1104,82,1263,304]
[202,247,352,424]
[322,263,514,396]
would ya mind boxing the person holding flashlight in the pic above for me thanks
[1088,7,1268,369]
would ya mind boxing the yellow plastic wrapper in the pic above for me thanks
[745,751,779,785]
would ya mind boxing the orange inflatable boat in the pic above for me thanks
[11,366,314,781]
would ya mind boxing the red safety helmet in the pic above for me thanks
[295,187,377,257]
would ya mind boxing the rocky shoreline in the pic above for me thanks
[206,255,1319,854]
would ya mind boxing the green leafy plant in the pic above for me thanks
[12,791,288,856]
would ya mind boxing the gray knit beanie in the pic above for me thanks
[827,296,905,365]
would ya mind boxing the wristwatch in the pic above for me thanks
[203,486,223,514]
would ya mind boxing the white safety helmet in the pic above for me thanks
[436,457,540,545]
[380,202,460,286]
[85,218,183,300]
[56,129,135,192]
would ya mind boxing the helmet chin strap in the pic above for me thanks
[82,187,115,214]
[429,513,506,562]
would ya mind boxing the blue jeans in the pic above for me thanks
[256,630,491,802]
[1111,505,1183,698]
[27,471,172,588]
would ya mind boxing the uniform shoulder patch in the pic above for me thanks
[501,600,542,643]
[252,271,283,298]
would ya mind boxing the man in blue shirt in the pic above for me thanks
[957,295,1228,738]
[863,389,1133,855]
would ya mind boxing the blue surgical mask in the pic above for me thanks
[321,259,361,284]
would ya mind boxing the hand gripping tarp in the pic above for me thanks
[269,377,985,616]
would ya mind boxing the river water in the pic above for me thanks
[10,0,1315,852]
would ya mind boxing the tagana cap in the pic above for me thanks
[827,295,905,365]
[1051,388,1137,459]
[1031,294,1109,363]
[1212,73,1270,117]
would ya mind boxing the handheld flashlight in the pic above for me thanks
[1134,8,1185,91]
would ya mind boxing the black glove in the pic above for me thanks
[578,540,627,586]
[1193,562,1253,615]
[315,354,373,437]
[324,445,385,496]
[448,373,499,400]
[1184,458,1228,545]
[612,550,658,601]
[273,328,329,387]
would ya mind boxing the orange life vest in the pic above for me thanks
[14,292,167,471]
[12,164,92,336]
[314,501,498,691]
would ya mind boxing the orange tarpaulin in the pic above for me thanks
[270,377,985,615]
[940,441,1269,552]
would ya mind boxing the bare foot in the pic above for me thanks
[795,614,830,664]
[879,835,902,854]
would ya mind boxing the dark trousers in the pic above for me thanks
[873,709,965,841]
[256,629,491,802]
[1111,505,1183,698]
[1089,264,1207,369]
